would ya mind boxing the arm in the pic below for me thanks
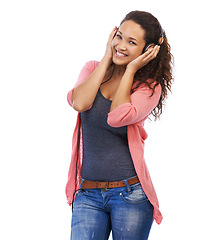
[110,45,160,112]
[71,27,118,112]
[67,60,99,107]
[71,56,111,112]
[109,67,135,112]
[108,83,162,127]
[108,45,161,127]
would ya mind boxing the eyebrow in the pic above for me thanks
[118,30,139,42]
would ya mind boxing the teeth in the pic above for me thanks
[116,50,127,57]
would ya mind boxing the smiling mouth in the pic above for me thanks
[115,49,128,58]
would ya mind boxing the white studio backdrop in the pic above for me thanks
[0,0,199,239]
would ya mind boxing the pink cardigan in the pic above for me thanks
[66,60,163,224]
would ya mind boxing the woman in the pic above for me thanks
[66,10,173,240]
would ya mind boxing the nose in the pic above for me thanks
[117,40,127,51]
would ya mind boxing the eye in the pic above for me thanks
[129,41,137,45]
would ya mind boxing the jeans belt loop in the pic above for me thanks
[124,179,131,193]
[80,179,85,189]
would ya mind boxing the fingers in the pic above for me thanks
[108,26,118,42]
[104,27,118,61]
[112,26,118,35]
[143,45,160,61]
[127,45,160,71]
[144,45,160,56]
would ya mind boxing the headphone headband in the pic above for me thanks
[142,25,165,53]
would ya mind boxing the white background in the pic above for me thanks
[0,0,200,239]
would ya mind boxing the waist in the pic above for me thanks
[80,176,139,189]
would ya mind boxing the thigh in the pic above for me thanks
[110,183,154,240]
[71,189,111,240]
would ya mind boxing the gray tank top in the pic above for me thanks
[80,89,137,181]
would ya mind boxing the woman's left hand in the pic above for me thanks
[127,45,160,73]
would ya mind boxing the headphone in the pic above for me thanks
[142,26,165,54]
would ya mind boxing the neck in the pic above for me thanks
[102,63,127,86]
[113,64,126,77]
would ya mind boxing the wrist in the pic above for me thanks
[126,65,137,76]
[102,54,113,66]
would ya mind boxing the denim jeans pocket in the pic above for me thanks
[120,183,148,204]
[75,189,82,196]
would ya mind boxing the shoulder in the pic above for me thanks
[83,60,99,72]
[75,60,100,86]
[76,60,99,81]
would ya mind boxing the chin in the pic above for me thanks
[112,58,129,66]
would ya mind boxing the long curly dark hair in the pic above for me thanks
[120,11,174,120]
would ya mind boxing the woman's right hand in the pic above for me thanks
[103,26,118,63]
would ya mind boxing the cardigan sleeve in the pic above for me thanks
[67,61,99,107]
[107,83,162,127]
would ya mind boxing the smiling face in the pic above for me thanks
[112,20,146,66]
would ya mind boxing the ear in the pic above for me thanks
[158,37,164,45]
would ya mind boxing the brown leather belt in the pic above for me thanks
[81,176,139,189]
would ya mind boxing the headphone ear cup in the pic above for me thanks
[142,43,155,53]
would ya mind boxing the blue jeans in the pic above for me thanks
[70,180,153,240]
